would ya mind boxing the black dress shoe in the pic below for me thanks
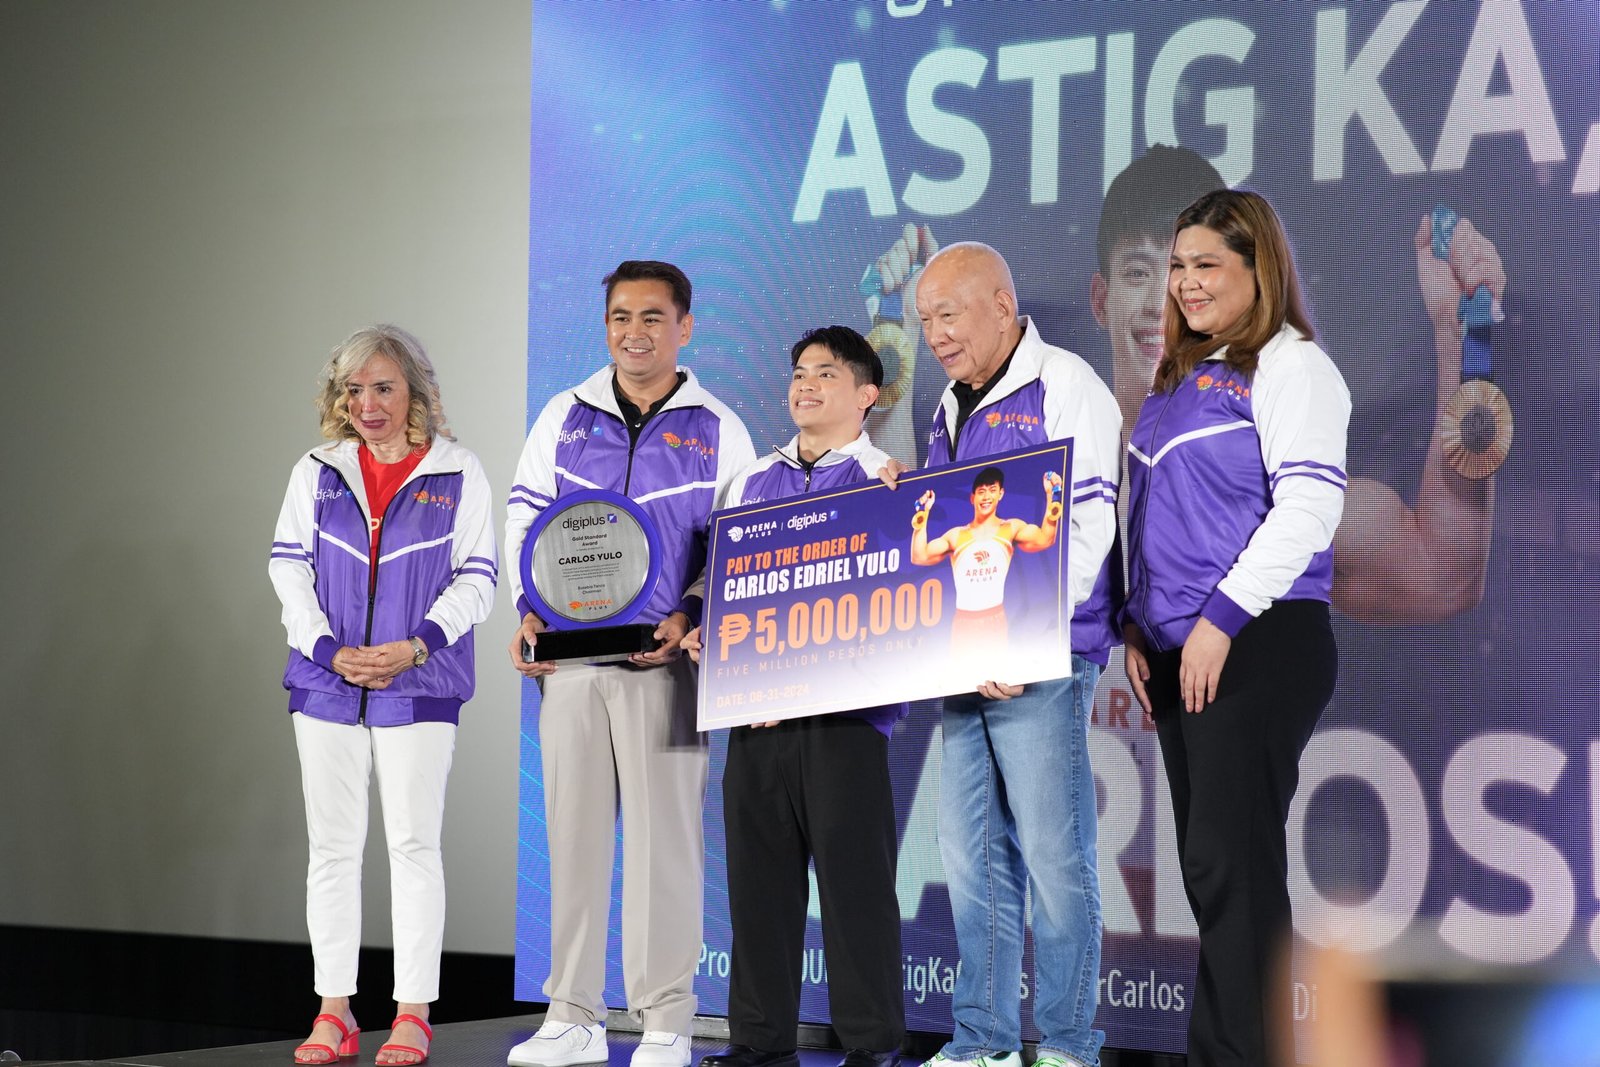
[700,1046,800,1067]
[839,1050,900,1067]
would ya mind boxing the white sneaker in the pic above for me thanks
[630,1030,691,1067]
[508,1021,609,1067]
[921,1052,1021,1067]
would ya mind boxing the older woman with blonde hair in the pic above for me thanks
[269,325,496,1065]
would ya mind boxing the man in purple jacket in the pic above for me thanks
[505,261,756,1067]
[913,244,1121,1067]
[685,325,908,1067]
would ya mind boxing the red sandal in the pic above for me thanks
[293,1013,360,1063]
[377,1013,433,1065]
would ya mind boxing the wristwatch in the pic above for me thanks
[409,636,429,668]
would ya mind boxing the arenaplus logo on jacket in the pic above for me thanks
[1194,374,1251,401]
[984,411,1041,430]
[661,431,716,457]
[413,489,458,509]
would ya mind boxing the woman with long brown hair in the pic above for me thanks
[1122,190,1350,1066]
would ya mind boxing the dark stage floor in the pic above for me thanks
[28,1018,901,1067]
[20,1019,1176,1067]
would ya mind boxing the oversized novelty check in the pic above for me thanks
[697,441,1075,729]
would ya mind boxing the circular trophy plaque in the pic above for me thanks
[520,488,663,631]
[515,489,659,662]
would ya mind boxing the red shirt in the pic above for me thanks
[359,444,427,590]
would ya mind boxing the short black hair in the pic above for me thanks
[790,324,884,390]
[1097,145,1225,276]
[602,260,692,317]
[971,466,1005,492]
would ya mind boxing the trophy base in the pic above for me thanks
[532,623,661,664]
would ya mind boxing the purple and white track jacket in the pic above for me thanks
[506,366,756,627]
[725,432,910,737]
[926,317,1123,665]
[269,436,499,726]
[1124,326,1350,653]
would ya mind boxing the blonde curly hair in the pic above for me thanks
[315,325,453,447]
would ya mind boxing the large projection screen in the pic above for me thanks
[518,1,1600,1056]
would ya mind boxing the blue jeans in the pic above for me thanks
[938,659,1104,1067]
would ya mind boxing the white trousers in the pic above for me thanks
[293,712,456,1003]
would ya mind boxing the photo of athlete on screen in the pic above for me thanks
[871,144,1508,627]
[909,465,1064,665]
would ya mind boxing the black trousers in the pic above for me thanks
[1145,600,1336,1067]
[723,715,905,1053]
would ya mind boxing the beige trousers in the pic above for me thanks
[538,657,706,1035]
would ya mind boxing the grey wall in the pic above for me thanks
[0,1,532,956]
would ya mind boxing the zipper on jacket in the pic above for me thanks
[623,427,638,494]
[612,372,684,493]
[779,444,829,491]
[358,590,376,724]
[622,408,660,495]
[799,450,826,492]
[355,469,411,725]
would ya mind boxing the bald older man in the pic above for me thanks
[912,244,1120,1067]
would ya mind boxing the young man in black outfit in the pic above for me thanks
[684,325,907,1067]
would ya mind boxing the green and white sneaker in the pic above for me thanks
[921,1051,1021,1067]
[1031,1055,1092,1067]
